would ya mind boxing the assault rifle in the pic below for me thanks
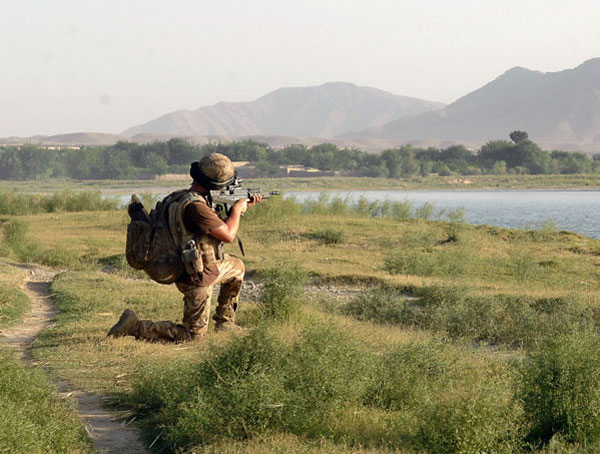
[209,176,280,256]
[210,176,280,217]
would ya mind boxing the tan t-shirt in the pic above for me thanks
[180,200,225,285]
[183,200,225,235]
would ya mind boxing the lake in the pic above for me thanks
[286,190,600,239]
[116,189,600,239]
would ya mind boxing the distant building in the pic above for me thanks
[153,161,339,180]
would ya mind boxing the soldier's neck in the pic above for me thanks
[190,182,209,195]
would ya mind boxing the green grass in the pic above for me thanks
[0,283,30,328]
[301,228,345,245]
[342,286,594,348]
[0,260,30,327]
[0,190,119,215]
[0,349,92,454]
[256,265,308,322]
[520,329,600,445]
[2,190,600,453]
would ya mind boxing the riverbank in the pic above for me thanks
[3,173,600,194]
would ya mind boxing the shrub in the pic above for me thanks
[384,247,473,278]
[0,219,41,262]
[363,340,459,410]
[341,287,406,325]
[130,322,369,449]
[362,339,523,454]
[415,202,435,219]
[343,285,591,348]
[302,228,344,245]
[355,197,380,217]
[412,287,590,347]
[416,377,523,454]
[328,196,351,215]
[390,200,414,221]
[0,190,118,215]
[520,329,600,445]
[257,265,307,321]
[446,207,466,223]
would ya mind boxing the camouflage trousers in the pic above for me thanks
[135,254,245,342]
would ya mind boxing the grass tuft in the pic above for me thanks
[520,329,600,445]
[302,228,344,245]
[257,265,308,321]
[0,350,92,454]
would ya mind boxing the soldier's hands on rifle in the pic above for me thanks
[211,194,263,243]
[234,193,262,215]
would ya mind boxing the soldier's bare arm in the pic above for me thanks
[210,194,262,243]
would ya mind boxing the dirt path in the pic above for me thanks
[0,263,150,454]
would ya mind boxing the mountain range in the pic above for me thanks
[350,58,600,151]
[121,82,445,138]
[3,58,600,152]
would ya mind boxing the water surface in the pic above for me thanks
[286,190,600,239]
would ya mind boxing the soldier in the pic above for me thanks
[107,153,262,342]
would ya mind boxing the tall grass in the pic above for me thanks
[0,190,119,215]
[0,350,92,454]
[247,192,464,223]
[0,283,31,328]
[0,219,80,267]
[129,319,526,453]
[299,194,464,221]
[342,285,592,347]
[128,322,370,450]
[520,329,600,445]
[257,265,308,321]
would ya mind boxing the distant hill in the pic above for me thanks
[0,132,123,146]
[0,131,445,153]
[121,82,445,138]
[350,58,600,151]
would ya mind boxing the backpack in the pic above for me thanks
[125,190,204,284]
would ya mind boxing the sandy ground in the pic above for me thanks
[0,262,150,454]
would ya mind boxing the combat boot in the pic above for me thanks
[214,320,242,332]
[107,309,139,338]
[213,298,241,332]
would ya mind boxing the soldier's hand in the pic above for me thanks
[234,198,250,215]
[248,194,262,207]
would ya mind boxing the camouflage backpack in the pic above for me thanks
[125,190,204,284]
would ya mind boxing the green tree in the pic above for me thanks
[0,148,23,179]
[509,130,529,144]
[490,160,507,175]
[381,149,404,178]
[400,151,420,177]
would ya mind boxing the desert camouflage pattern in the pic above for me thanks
[199,152,235,184]
[135,254,245,342]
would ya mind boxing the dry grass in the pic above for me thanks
[3,204,600,453]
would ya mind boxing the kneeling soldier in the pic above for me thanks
[108,153,261,342]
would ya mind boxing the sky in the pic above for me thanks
[1,0,599,137]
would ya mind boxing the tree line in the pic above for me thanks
[1,132,599,180]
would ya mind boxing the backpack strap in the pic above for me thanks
[168,190,208,246]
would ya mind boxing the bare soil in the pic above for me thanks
[0,263,150,454]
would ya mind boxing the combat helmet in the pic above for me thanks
[190,153,236,189]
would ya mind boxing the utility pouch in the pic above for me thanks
[181,239,204,278]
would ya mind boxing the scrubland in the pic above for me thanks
[1,192,600,453]
[3,173,600,196]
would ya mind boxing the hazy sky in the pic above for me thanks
[1,0,599,137]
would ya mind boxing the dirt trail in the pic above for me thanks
[0,263,150,454]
